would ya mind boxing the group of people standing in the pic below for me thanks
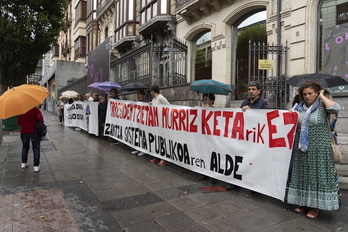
[18,79,341,220]
[128,85,170,166]
[197,80,341,219]
[236,80,341,219]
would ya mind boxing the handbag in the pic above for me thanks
[332,143,342,163]
[325,113,341,163]
[36,121,47,137]
[35,108,47,137]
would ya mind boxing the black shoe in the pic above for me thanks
[226,184,240,191]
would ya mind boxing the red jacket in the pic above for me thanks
[18,108,44,134]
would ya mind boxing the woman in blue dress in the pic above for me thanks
[287,81,341,219]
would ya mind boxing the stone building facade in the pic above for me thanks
[175,0,348,110]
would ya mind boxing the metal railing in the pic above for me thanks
[248,41,288,109]
[111,38,187,88]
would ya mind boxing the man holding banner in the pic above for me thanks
[103,92,298,200]
[227,81,269,191]
[241,81,269,111]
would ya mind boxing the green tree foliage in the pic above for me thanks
[236,24,267,99]
[0,0,67,92]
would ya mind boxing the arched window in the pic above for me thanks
[234,11,266,100]
[193,31,212,81]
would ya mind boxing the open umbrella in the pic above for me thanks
[90,81,121,91]
[121,82,150,91]
[61,90,79,98]
[0,84,49,119]
[286,73,348,88]
[88,82,100,89]
[189,79,233,95]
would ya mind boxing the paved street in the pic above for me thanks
[1,110,348,232]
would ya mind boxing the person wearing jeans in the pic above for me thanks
[20,133,40,169]
[18,107,44,172]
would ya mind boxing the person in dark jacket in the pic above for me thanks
[98,93,108,139]
[17,107,44,172]
[240,81,269,111]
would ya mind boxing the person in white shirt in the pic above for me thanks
[85,93,93,102]
[149,85,170,166]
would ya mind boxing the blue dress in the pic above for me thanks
[287,102,341,210]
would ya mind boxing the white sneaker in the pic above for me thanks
[21,163,28,169]
[138,152,145,157]
[131,150,139,154]
[34,166,40,172]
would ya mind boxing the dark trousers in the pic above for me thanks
[59,109,64,123]
[21,133,40,166]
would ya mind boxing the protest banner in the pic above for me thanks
[104,99,298,200]
[64,102,99,136]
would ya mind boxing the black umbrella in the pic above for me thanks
[286,73,348,88]
[121,82,150,91]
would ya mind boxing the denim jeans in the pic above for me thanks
[21,133,40,166]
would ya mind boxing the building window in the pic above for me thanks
[140,0,172,25]
[193,31,212,81]
[75,36,86,59]
[337,2,348,25]
[53,45,60,57]
[115,0,138,40]
[320,0,348,79]
[75,0,87,24]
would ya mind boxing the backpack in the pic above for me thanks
[36,121,47,137]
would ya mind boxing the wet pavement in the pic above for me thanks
[1,110,348,232]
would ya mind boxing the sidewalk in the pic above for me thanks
[0,110,348,231]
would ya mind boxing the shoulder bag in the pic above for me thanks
[325,113,341,163]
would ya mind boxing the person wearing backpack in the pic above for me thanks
[17,106,44,172]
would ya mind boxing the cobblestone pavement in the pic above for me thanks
[0,110,348,232]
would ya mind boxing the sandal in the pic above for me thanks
[306,208,319,219]
[294,207,308,213]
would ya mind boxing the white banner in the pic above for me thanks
[104,99,298,201]
[64,102,99,136]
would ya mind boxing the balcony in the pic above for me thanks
[138,15,176,36]
[176,0,233,24]
[96,0,114,19]
[113,36,140,54]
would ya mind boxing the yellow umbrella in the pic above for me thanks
[0,84,49,119]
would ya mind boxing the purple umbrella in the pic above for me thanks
[88,81,122,91]
[88,82,100,88]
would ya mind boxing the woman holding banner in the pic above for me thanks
[287,81,341,219]
[197,93,217,184]
[131,90,148,156]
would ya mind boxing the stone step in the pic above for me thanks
[337,152,348,164]
[337,134,348,165]
[337,164,348,176]
[337,135,348,145]
[339,176,348,191]
[336,134,348,190]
